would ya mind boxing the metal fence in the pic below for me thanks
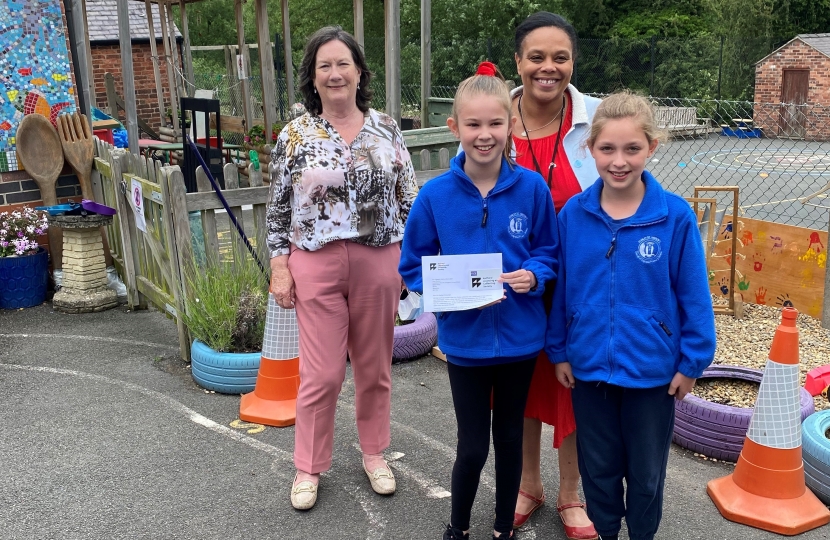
[602,96,830,230]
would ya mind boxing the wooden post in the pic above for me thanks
[164,1,186,101]
[384,0,401,123]
[280,0,295,107]
[824,213,830,329]
[160,163,191,362]
[110,151,143,308]
[235,0,253,132]
[179,0,195,97]
[145,0,167,126]
[116,0,140,153]
[353,0,364,51]
[69,0,91,120]
[420,0,431,129]
[256,0,278,141]
[159,0,180,133]
[81,0,97,109]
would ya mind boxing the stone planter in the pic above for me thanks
[0,246,49,309]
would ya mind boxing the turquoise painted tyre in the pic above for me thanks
[190,340,260,394]
[802,410,830,504]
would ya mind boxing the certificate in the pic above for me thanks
[422,253,504,312]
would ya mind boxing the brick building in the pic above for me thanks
[754,34,830,141]
[87,0,182,134]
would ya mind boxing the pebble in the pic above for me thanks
[708,296,830,411]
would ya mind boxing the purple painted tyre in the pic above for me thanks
[392,312,437,362]
[673,364,815,462]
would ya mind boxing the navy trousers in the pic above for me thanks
[571,380,675,540]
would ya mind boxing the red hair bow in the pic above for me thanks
[476,61,498,77]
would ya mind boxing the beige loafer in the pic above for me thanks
[291,474,318,510]
[363,460,396,495]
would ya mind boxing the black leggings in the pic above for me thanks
[446,357,536,535]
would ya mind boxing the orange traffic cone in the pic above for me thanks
[239,294,300,427]
[707,307,830,535]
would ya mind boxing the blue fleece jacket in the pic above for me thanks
[399,153,559,362]
[545,171,716,388]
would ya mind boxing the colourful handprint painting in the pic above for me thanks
[708,214,827,318]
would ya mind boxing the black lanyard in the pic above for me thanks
[517,96,565,191]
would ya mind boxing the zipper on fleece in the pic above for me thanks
[481,199,489,227]
[608,232,617,382]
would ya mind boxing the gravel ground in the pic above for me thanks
[709,296,830,411]
[693,378,759,407]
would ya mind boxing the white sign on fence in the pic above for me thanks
[131,179,147,233]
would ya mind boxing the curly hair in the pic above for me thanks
[298,26,373,116]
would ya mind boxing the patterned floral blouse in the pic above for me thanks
[266,109,418,257]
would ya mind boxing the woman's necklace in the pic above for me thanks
[517,94,567,191]
[518,96,565,138]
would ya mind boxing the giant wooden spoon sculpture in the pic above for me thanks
[15,113,65,270]
[57,112,113,266]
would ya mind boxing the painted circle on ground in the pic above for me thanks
[692,149,830,176]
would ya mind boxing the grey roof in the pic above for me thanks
[756,33,830,65]
[86,0,182,43]
[798,34,830,57]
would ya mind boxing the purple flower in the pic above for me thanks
[17,231,23,238]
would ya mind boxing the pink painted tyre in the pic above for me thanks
[392,312,437,362]
[673,364,814,462]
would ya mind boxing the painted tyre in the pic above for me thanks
[802,410,830,504]
[392,312,437,362]
[673,365,815,462]
[190,340,260,394]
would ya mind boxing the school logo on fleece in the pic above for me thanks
[508,213,529,239]
[636,236,662,263]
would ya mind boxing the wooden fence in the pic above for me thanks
[91,139,270,361]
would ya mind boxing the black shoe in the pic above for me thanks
[598,535,618,540]
[493,532,513,539]
[443,524,469,540]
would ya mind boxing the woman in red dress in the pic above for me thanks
[510,12,602,540]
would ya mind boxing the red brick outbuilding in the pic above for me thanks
[754,34,830,140]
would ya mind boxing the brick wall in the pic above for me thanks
[90,40,182,135]
[754,39,830,140]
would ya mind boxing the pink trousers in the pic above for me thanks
[288,240,401,473]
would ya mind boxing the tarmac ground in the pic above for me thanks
[1,303,830,539]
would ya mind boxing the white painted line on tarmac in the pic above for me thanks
[388,460,451,499]
[344,483,387,540]
[0,363,293,466]
[0,333,179,351]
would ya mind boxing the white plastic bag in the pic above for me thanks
[398,289,423,322]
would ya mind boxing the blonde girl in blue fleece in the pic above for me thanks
[546,91,716,540]
[399,62,559,540]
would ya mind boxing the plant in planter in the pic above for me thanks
[181,252,269,393]
[242,123,285,154]
[0,206,50,309]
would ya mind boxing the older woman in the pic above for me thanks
[510,12,601,540]
[266,26,418,511]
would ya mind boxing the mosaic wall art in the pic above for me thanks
[0,0,77,172]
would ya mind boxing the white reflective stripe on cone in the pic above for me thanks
[262,294,299,361]
[746,360,802,450]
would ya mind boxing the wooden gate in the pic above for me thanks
[92,139,271,362]
[779,69,809,138]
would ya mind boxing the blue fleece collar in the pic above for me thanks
[578,170,668,225]
[450,152,523,197]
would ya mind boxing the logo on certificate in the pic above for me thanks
[468,268,502,291]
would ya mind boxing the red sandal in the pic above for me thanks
[556,502,598,540]
[513,489,545,528]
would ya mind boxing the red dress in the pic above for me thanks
[513,100,581,448]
